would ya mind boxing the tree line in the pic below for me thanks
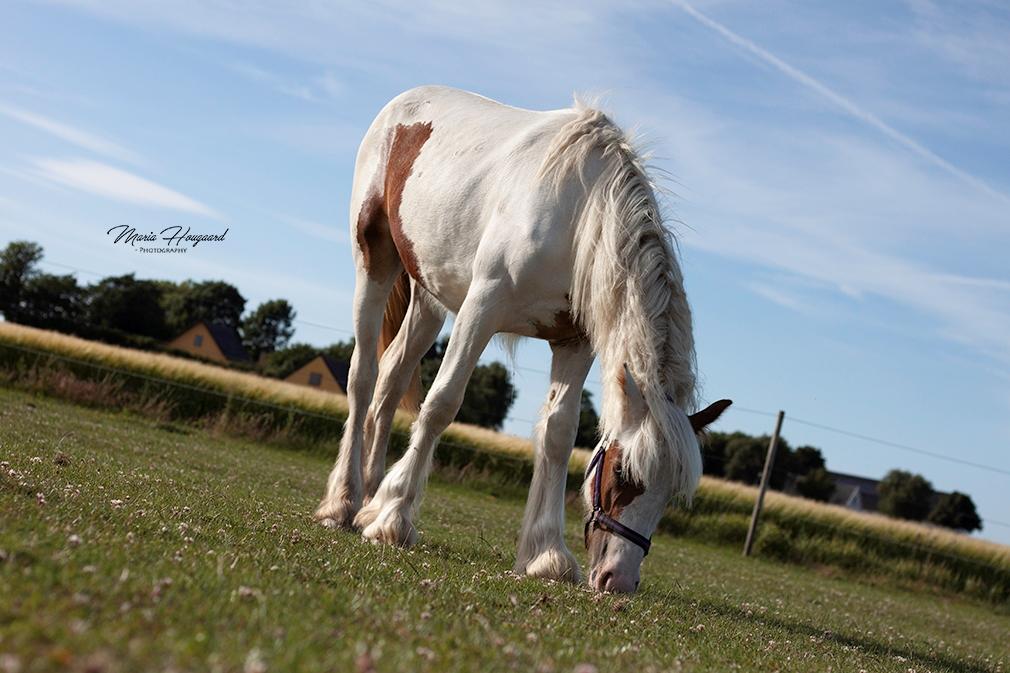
[704,430,982,532]
[0,240,539,432]
[1,240,295,359]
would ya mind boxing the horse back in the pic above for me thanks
[352,86,586,329]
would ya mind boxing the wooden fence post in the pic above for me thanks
[743,410,785,557]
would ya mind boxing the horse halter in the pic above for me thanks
[583,441,652,556]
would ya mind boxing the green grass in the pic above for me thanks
[3,322,1010,605]
[2,388,1008,673]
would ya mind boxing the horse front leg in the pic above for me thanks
[315,269,398,529]
[514,340,594,583]
[354,281,502,546]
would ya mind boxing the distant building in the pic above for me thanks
[285,354,349,394]
[823,471,949,514]
[166,321,251,364]
[826,471,881,512]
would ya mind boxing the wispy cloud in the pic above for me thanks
[30,158,219,218]
[259,120,361,156]
[748,281,810,313]
[904,0,1010,88]
[686,221,1010,364]
[226,62,343,104]
[639,88,1010,363]
[0,102,140,163]
[671,0,1010,205]
[278,213,347,244]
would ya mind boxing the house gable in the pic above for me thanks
[166,321,250,364]
[285,355,348,394]
[166,323,229,363]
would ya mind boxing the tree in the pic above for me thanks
[259,342,319,378]
[790,445,826,475]
[723,435,792,489]
[86,274,170,339]
[794,468,835,502]
[456,362,514,430]
[928,491,982,532]
[877,469,934,521]
[323,339,355,365]
[723,435,768,486]
[783,444,834,501]
[701,431,743,477]
[574,389,600,448]
[22,273,85,331]
[0,240,43,322]
[162,280,245,332]
[242,299,295,360]
[420,337,514,430]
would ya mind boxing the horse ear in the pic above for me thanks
[620,364,647,425]
[689,399,732,433]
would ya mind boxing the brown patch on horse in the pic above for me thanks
[384,122,433,287]
[599,440,645,516]
[586,440,646,557]
[532,310,586,346]
[354,121,433,282]
[355,189,398,279]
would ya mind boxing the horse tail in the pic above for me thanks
[379,271,422,412]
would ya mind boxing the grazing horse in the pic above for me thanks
[315,85,730,593]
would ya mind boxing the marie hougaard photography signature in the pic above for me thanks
[106,225,229,254]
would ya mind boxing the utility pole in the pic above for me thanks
[743,410,785,557]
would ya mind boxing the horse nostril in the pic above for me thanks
[599,570,614,592]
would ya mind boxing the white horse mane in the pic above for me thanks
[540,100,701,498]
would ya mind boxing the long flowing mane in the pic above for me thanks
[540,101,701,498]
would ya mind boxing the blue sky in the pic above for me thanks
[2,1,1008,544]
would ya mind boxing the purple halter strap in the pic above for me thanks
[583,442,652,556]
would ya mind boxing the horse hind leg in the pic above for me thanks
[355,280,504,546]
[362,280,445,501]
[315,198,402,528]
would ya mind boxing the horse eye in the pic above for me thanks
[613,464,625,483]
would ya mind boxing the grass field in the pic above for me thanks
[2,321,1010,605]
[2,388,1008,673]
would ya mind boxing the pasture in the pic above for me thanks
[2,322,1009,604]
[2,388,1008,673]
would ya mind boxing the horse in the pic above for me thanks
[315,85,731,593]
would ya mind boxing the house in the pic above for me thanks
[166,321,251,364]
[285,354,349,394]
[826,471,881,512]
[817,470,953,519]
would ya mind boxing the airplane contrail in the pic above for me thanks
[672,0,1010,205]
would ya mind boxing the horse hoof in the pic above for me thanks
[522,548,582,584]
[314,499,359,530]
[352,500,381,530]
[361,508,417,548]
